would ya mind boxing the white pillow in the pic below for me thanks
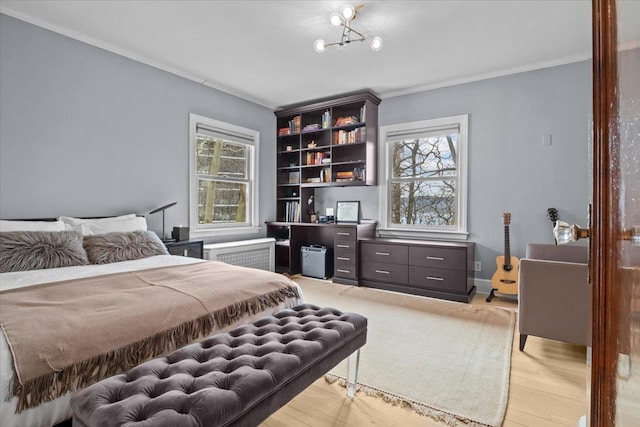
[0,219,69,232]
[77,217,148,236]
[58,215,146,235]
[58,214,137,226]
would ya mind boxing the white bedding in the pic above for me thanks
[0,255,303,427]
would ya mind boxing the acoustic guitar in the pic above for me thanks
[486,212,520,302]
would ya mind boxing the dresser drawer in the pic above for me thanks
[335,253,356,266]
[361,261,408,284]
[408,246,467,271]
[334,262,357,280]
[334,228,357,241]
[361,242,408,265]
[334,240,356,254]
[408,266,467,293]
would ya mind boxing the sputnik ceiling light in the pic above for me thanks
[314,4,383,53]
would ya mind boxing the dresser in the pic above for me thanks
[265,221,375,278]
[359,238,476,303]
[332,223,376,285]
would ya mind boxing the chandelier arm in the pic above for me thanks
[345,24,366,40]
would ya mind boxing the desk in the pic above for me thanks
[266,221,376,284]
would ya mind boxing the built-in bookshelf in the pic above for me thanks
[274,92,380,223]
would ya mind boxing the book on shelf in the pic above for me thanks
[288,171,300,184]
[334,116,359,127]
[288,116,301,134]
[284,201,301,222]
[336,171,355,180]
[305,151,328,166]
[322,110,331,129]
[333,127,366,145]
[278,128,290,136]
[302,123,321,132]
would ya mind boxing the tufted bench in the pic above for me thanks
[70,304,367,427]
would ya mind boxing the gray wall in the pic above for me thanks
[316,61,591,280]
[0,14,276,243]
[1,14,591,280]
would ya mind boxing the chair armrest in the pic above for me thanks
[518,258,590,346]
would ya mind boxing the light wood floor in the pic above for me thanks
[263,281,587,427]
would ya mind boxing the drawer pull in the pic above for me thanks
[375,270,390,274]
[427,276,445,281]
[336,232,351,236]
[337,257,351,261]
[337,269,351,274]
[427,256,445,261]
[337,244,351,248]
[375,252,390,256]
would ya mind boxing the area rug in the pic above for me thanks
[295,276,516,427]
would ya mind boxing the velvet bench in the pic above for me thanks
[70,304,367,427]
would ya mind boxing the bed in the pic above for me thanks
[0,216,303,427]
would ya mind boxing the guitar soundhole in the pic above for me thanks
[503,265,513,272]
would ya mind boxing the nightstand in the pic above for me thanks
[164,240,204,259]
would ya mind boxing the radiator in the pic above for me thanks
[203,238,275,272]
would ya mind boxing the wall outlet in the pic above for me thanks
[474,261,482,272]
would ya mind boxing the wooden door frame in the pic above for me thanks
[590,0,620,424]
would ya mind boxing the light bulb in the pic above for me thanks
[329,12,342,26]
[369,36,383,51]
[314,39,327,53]
[342,4,355,21]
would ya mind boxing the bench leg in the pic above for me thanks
[346,349,361,398]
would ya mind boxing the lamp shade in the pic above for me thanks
[314,39,327,53]
[342,4,355,20]
[329,12,342,26]
[369,36,383,51]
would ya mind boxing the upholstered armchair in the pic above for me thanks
[518,243,590,351]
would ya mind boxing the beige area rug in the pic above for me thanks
[295,276,516,427]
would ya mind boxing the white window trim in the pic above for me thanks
[378,114,469,241]
[189,113,260,238]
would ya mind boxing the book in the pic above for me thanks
[302,123,321,132]
[335,116,359,127]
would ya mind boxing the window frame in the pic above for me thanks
[378,114,469,240]
[189,113,260,237]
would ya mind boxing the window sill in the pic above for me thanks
[377,228,469,241]
[190,226,262,238]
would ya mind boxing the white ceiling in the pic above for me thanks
[1,1,639,109]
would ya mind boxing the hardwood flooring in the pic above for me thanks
[263,281,587,427]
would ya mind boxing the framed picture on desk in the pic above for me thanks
[336,201,360,223]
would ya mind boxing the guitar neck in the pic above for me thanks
[504,225,511,266]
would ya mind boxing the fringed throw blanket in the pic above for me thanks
[0,261,301,412]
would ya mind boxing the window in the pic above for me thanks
[379,114,468,239]
[189,114,259,236]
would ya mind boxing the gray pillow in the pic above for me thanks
[0,231,89,273]
[83,231,168,264]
